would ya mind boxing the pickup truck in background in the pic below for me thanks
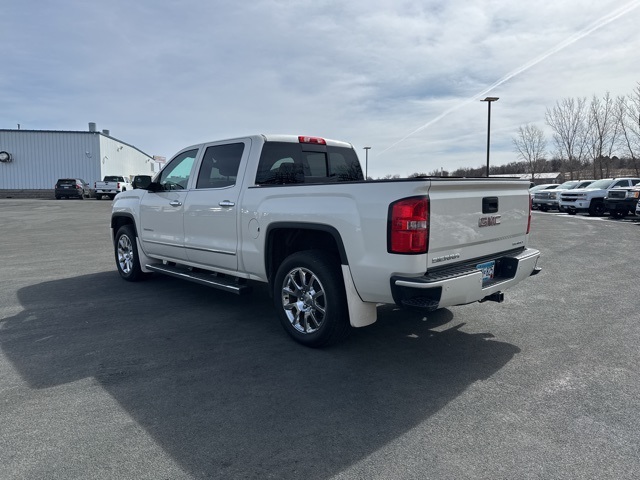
[110,134,541,347]
[558,177,640,216]
[95,176,132,200]
[532,179,594,212]
[529,184,560,210]
[604,184,640,218]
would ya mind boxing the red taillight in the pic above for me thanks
[298,136,326,145]
[388,197,429,254]
[117,182,121,189]
[75,184,81,189]
[527,195,532,234]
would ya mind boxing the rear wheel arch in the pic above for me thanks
[264,223,348,284]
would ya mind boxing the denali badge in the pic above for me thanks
[478,215,501,227]
[432,253,461,263]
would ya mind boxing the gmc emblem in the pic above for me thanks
[479,215,501,227]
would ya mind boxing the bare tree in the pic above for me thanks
[615,86,640,176]
[585,92,621,178]
[512,124,547,181]
[408,169,449,177]
[545,97,589,179]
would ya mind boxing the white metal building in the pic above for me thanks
[0,123,158,192]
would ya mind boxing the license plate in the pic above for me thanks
[476,260,495,284]
[63,186,69,189]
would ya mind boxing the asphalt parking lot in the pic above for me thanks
[1,200,639,479]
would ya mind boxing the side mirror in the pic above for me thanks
[146,181,163,192]
[132,175,153,189]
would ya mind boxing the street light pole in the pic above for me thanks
[481,97,499,177]
[363,146,371,180]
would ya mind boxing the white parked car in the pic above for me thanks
[529,183,560,210]
[559,177,640,216]
[532,179,595,212]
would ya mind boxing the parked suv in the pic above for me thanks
[533,180,594,212]
[54,178,91,199]
[604,184,640,218]
[559,178,640,216]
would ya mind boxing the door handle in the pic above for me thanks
[169,200,182,207]
[219,200,235,207]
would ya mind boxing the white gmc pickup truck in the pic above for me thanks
[111,134,541,346]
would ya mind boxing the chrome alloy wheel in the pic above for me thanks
[281,267,327,334]
[117,234,135,275]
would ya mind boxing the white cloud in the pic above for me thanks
[2,0,639,177]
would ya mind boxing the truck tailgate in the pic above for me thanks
[427,179,529,267]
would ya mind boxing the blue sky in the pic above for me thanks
[2,0,639,177]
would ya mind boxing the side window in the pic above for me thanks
[159,149,198,190]
[631,179,640,185]
[613,180,628,188]
[196,143,245,189]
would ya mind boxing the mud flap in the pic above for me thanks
[341,265,377,327]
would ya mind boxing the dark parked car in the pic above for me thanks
[54,178,91,199]
[604,185,640,218]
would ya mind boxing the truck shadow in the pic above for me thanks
[1,273,519,479]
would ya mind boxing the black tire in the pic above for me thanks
[588,201,606,217]
[78,190,84,200]
[567,210,576,215]
[273,250,350,347]
[114,225,145,282]
[95,194,102,200]
[539,205,548,212]
[610,210,626,219]
[55,195,60,200]
[109,195,116,200]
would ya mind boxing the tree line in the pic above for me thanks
[379,83,640,180]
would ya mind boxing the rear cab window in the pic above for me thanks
[255,142,363,185]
